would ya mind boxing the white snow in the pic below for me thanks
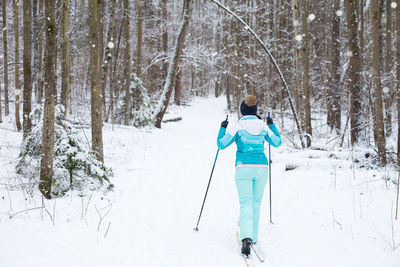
[107,41,115,49]
[0,97,399,267]
[307,14,316,23]
[295,34,303,42]
[336,10,343,17]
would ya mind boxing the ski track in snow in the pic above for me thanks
[1,97,400,267]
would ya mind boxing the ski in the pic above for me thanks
[241,255,250,267]
[251,244,265,262]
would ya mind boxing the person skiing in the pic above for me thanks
[217,95,282,257]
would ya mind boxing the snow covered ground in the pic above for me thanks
[1,97,399,267]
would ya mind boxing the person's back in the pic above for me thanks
[216,95,282,257]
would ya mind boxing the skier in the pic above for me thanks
[217,95,282,257]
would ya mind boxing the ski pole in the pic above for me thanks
[194,115,228,231]
[268,112,273,224]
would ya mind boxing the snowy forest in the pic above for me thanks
[0,0,400,266]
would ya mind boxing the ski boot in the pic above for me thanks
[241,238,252,257]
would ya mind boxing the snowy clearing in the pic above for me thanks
[1,97,400,267]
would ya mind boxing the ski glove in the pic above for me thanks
[221,120,229,128]
[267,117,273,126]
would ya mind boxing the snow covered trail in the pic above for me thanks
[1,97,400,267]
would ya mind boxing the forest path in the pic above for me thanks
[1,97,399,267]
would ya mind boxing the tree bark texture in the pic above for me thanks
[329,0,341,132]
[23,0,32,138]
[89,0,104,163]
[301,0,312,147]
[154,0,193,128]
[371,0,386,165]
[2,0,9,116]
[397,0,400,166]
[384,0,393,136]
[60,0,71,117]
[37,0,44,103]
[136,0,144,78]
[344,0,362,146]
[123,0,132,126]
[39,0,57,199]
[14,0,22,131]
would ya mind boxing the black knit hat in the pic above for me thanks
[240,95,257,116]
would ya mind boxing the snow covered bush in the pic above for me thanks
[116,73,153,127]
[16,105,113,197]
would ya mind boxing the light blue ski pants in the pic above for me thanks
[235,166,268,243]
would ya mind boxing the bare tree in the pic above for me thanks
[23,0,32,138]
[36,0,44,103]
[39,0,57,199]
[123,0,131,126]
[397,0,400,166]
[301,0,312,147]
[344,0,362,146]
[136,0,144,78]
[291,0,302,121]
[384,0,393,136]
[60,0,71,116]
[371,0,386,165]
[2,0,9,116]
[328,0,341,132]
[154,0,193,128]
[14,0,22,131]
[89,0,104,163]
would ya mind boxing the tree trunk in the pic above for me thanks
[23,0,32,138]
[2,0,9,116]
[60,0,71,117]
[174,69,181,106]
[384,0,393,136]
[301,0,312,147]
[154,0,193,128]
[37,0,44,103]
[39,0,56,199]
[136,0,144,78]
[14,0,22,131]
[123,0,131,126]
[397,0,400,166]
[371,0,386,165]
[89,0,104,163]
[291,0,302,125]
[344,0,362,146]
[329,0,341,132]
[162,0,168,79]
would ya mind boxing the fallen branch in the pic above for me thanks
[162,117,182,123]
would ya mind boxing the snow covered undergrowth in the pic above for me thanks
[1,97,399,267]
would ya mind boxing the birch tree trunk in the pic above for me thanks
[60,0,71,117]
[154,0,193,128]
[2,0,9,116]
[39,0,56,199]
[89,0,104,163]
[14,0,22,131]
[344,0,362,146]
[123,0,132,126]
[371,0,386,165]
[301,0,312,147]
[23,0,32,138]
